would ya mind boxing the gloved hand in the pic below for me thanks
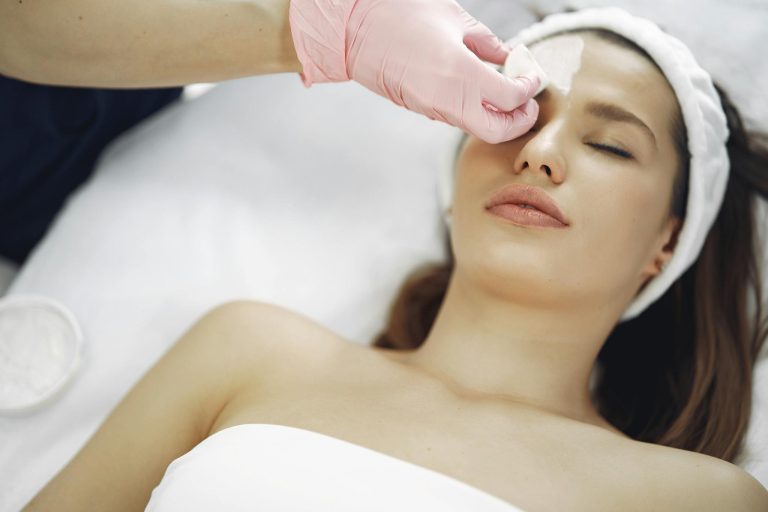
[288,0,541,144]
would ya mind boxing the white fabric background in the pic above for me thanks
[1,1,766,509]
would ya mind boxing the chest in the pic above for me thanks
[209,368,639,511]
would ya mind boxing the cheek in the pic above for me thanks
[576,175,670,277]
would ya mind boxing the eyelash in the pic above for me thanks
[527,125,634,160]
[587,142,634,160]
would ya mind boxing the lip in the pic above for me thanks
[485,184,569,228]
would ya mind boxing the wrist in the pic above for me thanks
[275,0,303,73]
[288,0,357,86]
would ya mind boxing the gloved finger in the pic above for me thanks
[469,97,540,144]
[478,60,541,113]
[462,20,509,66]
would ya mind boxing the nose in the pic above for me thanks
[511,122,566,184]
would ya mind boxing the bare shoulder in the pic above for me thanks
[676,452,768,511]
[629,441,768,511]
[195,300,351,376]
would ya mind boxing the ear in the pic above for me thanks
[641,217,683,278]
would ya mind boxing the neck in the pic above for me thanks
[392,267,625,427]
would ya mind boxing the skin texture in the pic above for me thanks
[22,33,768,512]
[0,0,301,87]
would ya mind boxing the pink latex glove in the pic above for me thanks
[288,0,541,144]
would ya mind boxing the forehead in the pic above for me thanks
[529,32,679,139]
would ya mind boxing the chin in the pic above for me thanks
[456,251,557,296]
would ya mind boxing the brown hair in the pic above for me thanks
[373,29,768,463]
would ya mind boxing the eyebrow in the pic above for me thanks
[584,101,658,149]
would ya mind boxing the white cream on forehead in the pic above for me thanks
[529,35,584,95]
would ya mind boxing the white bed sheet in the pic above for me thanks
[1,1,767,509]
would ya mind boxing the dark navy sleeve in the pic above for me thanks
[0,76,183,264]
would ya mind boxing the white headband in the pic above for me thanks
[437,7,730,322]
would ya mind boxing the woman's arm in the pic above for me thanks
[0,0,301,87]
[22,301,280,511]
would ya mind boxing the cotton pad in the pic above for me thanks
[0,295,83,414]
[503,44,549,96]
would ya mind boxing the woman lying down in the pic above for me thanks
[23,7,768,512]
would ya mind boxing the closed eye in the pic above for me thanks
[587,143,634,160]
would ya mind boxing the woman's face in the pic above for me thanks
[451,32,683,312]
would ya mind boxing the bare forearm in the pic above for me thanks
[0,0,301,87]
